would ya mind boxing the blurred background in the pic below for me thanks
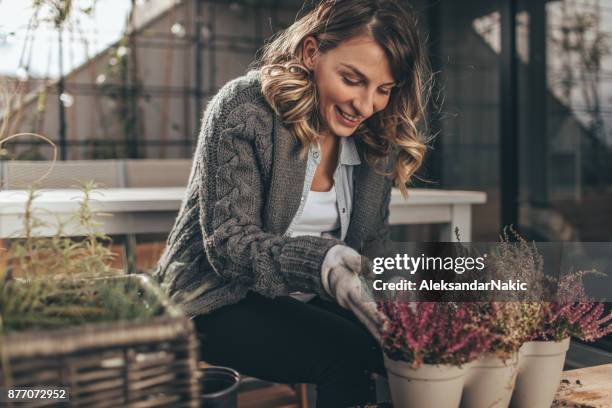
[0,0,611,360]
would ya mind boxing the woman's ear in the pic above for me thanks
[302,35,319,70]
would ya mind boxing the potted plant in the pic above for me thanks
[511,271,612,408]
[377,227,612,408]
[454,229,544,408]
[379,301,494,408]
[437,229,542,408]
[474,228,612,408]
[460,302,541,408]
[0,184,200,406]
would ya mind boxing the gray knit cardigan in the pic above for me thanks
[155,69,394,317]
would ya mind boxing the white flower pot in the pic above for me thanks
[461,354,518,408]
[383,354,467,408]
[509,337,570,408]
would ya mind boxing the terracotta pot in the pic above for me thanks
[461,354,518,408]
[383,354,467,408]
[509,337,570,408]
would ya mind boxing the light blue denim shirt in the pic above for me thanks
[284,136,361,241]
[286,136,361,302]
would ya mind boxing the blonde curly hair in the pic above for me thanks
[254,0,432,197]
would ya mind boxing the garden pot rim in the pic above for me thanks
[383,354,468,380]
[200,366,242,400]
[520,337,571,356]
[470,352,519,368]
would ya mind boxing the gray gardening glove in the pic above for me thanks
[321,245,387,343]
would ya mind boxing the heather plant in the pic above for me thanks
[447,227,553,306]
[533,270,612,342]
[487,227,555,301]
[484,229,612,343]
[469,302,541,359]
[378,228,546,368]
[378,225,611,377]
[537,301,612,342]
[446,228,545,357]
[379,301,495,368]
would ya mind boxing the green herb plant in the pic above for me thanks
[0,181,163,335]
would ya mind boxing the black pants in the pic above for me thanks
[193,291,386,408]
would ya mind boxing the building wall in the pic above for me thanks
[2,0,301,160]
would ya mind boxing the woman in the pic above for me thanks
[155,0,430,406]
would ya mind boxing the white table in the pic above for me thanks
[0,187,486,271]
[0,187,486,240]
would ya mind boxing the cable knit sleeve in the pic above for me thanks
[197,101,342,299]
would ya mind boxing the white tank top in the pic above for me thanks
[288,188,340,238]
[289,188,340,302]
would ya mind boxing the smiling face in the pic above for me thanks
[302,34,396,138]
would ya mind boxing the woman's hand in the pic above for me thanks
[321,245,387,343]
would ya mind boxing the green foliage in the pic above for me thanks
[1,278,164,333]
[0,181,164,335]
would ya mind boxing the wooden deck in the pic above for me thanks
[554,364,612,407]
[238,383,303,408]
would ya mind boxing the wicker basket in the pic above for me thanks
[0,274,200,408]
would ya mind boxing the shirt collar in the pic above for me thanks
[311,136,362,166]
[339,136,361,166]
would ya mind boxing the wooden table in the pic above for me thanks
[354,364,612,408]
[554,364,612,407]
